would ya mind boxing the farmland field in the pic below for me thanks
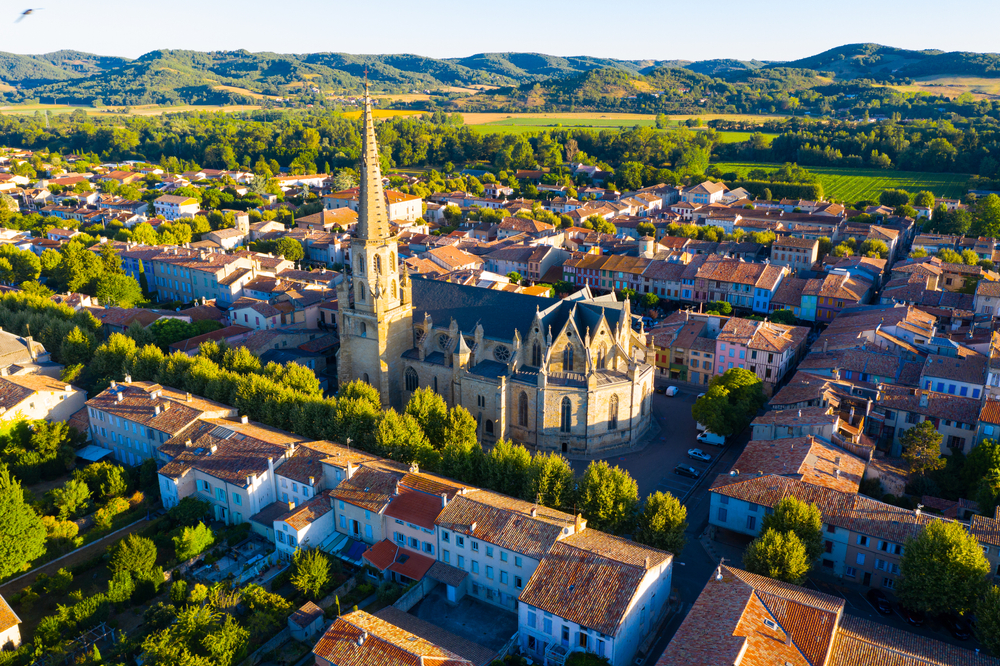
[464,114,777,143]
[712,161,970,202]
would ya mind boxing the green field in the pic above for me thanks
[712,161,970,202]
[468,118,774,143]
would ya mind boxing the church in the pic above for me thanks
[336,85,654,456]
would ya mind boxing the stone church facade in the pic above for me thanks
[338,85,653,456]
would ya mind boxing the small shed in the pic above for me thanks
[288,601,324,641]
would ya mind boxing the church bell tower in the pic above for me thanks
[336,77,414,409]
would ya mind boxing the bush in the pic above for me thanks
[109,534,157,576]
[173,522,215,561]
[170,579,188,603]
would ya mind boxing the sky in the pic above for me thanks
[4,0,1000,62]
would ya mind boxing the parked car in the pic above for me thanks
[655,386,667,394]
[941,614,972,640]
[899,605,925,627]
[697,431,726,447]
[697,393,706,399]
[866,589,892,615]
[687,448,712,462]
[673,464,700,479]
[664,386,678,396]
[696,421,707,432]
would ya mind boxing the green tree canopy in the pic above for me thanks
[901,421,946,477]
[897,520,990,615]
[977,585,1000,657]
[760,497,824,563]
[743,528,811,585]
[0,464,47,578]
[291,548,330,599]
[577,460,638,534]
[95,273,144,308]
[635,491,687,554]
[110,534,158,576]
[174,522,215,561]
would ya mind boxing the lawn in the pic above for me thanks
[711,161,970,202]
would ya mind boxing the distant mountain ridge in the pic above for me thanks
[0,43,998,106]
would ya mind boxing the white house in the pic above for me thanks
[153,195,199,220]
[273,492,335,558]
[0,594,21,650]
[0,374,86,424]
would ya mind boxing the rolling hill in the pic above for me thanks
[0,44,998,107]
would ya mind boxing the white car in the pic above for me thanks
[687,448,712,462]
[697,393,706,399]
[664,386,678,396]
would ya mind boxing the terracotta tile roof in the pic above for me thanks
[831,614,1000,666]
[877,385,981,425]
[86,382,234,436]
[158,417,304,485]
[718,317,760,345]
[168,325,252,353]
[332,465,403,513]
[0,593,20,633]
[981,398,1000,425]
[363,539,436,580]
[752,406,835,426]
[435,490,577,561]
[313,611,472,666]
[0,374,74,410]
[230,297,281,318]
[656,565,843,666]
[772,276,808,308]
[385,486,448,530]
[920,354,986,386]
[774,236,819,250]
[375,607,497,666]
[730,437,866,493]
[250,500,290,527]
[290,601,324,628]
[755,264,787,291]
[970,507,1000,548]
[711,474,964,544]
[519,534,670,636]
[750,322,808,355]
[276,491,333,531]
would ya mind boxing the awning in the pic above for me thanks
[76,445,114,462]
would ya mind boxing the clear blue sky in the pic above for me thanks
[5,0,1000,62]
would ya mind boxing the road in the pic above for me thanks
[571,384,753,664]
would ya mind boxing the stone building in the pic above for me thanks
[337,85,653,455]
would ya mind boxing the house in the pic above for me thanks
[771,236,818,272]
[517,531,672,666]
[750,406,839,441]
[168,325,253,355]
[205,228,248,250]
[312,610,474,666]
[87,379,237,466]
[971,508,1000,582]
[496,217,556,240]
[153,195,199,220]
[867,385,980,455]
[657,565,999,666]
[323,188,422,222]
[274,492,336,557]
[288,601,325,642]
[157,415,303,524]
[0,329,57,376]
[46,228,80,242]
[0,594,21,650]
[681,181,726,205]
[975,280,1000,316]
[0,374,86,424]
[919,353,986,398]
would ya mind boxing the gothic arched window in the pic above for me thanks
[391,280,397,299]
[518,392,529,427]
[405,367,418,391]
[358,282,366,302]
[485,419,494,435]
[560,397,572,433]
[608,394,619,431]
[532,342,541,367]
[359,321,367,337]
[374,254,382,275]
[563,346,574,373]
[599,345,608,369]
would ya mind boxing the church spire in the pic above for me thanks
[357,73,390,241]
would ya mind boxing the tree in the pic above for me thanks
[760,497,823,563]
[641,292,659,309]
[173,522,215,561]
[910,246,929,258]
[274,237,304,261]
[291,548,330,598]
[506,271,522,284]
[0,465,46,578]
[977,585,1000,657]
[74,461,129,500]
[692,368,765,436]
[168,496,211,527]
[897,520,989,615]
[52,478,91,519]
[705,300,732,315]
[405,387,449,449]
[879,189,911,208]
[831,243,853,257]
[577,460,638,534]
[60,325,95,366]
[110,534,158,576]
[913,191,935,208]
[901,421,946,477]
[95,273,144,308]
[635,491,687,554]
[769,310,797,325]
[526,451,575,509]
[743,528,811,585]
[972,193,1000,239]
[962,249,980,266]
[858,239,889,259]
[938,248,963,264]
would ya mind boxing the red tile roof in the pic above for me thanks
[362,540,435,581]
[313,611,471,666]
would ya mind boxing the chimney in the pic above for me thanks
[357,631,367,647]
[309,476,314,486]
[209,444,217,455]
[822,339,828,354]
[186,392,192,402]
[346,461,356,479]
[919,392,929,408]
[154,404,161,415]
[287,500,295,511]
[575,513,584,533]
[834,455,841,467]
[409,462,419,474]
[240,415,249,424]
[644,556,650,569]
[0,366,8,377]
[530,507,537,517]
[441,492,448,507]
[116,392,123,403]
[797,409,802,418]
[835,469,841,478]
[110,380,117,388]
[470,521,477,533]
[124,374,132,383]
[395,481,401,495]
[184,439,193,447]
